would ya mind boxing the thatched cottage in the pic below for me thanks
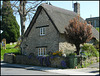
[20,3,99,56]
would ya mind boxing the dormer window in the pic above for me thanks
[40,27,45,36]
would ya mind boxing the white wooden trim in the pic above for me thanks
[40,27,46,36]
[38,48,47,56]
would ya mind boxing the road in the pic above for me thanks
[1,61,99,75]
[1,63,62,75]
[1,67,62,75]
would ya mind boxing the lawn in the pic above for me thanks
[1,43,21,61]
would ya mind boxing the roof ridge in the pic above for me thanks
[40,3,77,14]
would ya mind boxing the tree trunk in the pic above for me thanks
[75,44,80,55]
[19,1,26,40]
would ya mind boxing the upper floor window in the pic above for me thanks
[40,27,45,36]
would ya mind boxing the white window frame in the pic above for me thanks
[38,48,46,56]
[40,27,46,36]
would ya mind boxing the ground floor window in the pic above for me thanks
[38,48,46,56]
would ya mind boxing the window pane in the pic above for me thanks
[40,48,42,55]
[38,48,40,55]
[38,48,46,56]
[43,28,45,34]
[44,48,45,55]
[44,48,46,55]
[40,28,42,35]
[42,48,44,55]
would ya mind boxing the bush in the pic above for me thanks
[69,52,77,56]
[81,44,99,57]
[94,40,99,50]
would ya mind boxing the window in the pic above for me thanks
[38,48,46,56]
[40,27,45,36]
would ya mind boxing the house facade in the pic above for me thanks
[86,17,99,27]
[21,3,99,56]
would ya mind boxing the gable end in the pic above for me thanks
[24,6,59,37]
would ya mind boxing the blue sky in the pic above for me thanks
[1,1,99,34]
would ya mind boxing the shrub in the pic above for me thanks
[81,43,99,57]
[14,40,22,48]
[37,56,51,66]
[94,40,99,50]
[69,52,77,56]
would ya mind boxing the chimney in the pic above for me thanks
[74,2,80,16]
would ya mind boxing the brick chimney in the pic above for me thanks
[74,2,80,16]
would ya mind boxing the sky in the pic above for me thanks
[1,1,99,35]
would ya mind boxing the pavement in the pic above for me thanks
[1,61,99,75]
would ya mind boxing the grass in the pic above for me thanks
[1,44,21,61]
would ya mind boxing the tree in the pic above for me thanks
[10,1,44,39]
[64,16,92,55]
[0,7,1,42]
[2,1,51,40]
[1,1,20,43]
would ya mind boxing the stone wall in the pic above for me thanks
[82,57,99,67]
[15,55,41,66]
[4,54,67,68]
[59,34,76,55]
[50,56,66,68]
[4,54,99,68]
[4,53,15,63]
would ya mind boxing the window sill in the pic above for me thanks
[40,34,46,36]
[38,55,47,57]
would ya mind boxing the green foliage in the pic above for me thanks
[14,40,22,48]
[69,52,77,56]
[81,44,99,57]
[95,27,99,32]
[94,40,99,50]
[97,58,99,62]
[1,1,20,43]
[90,61,93,64]
[1,44,21,60]
[77,64,81,68]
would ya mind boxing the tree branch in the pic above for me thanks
[25,1,42,16]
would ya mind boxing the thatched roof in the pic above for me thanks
[24,3,99,40]
[91,26,99,40]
